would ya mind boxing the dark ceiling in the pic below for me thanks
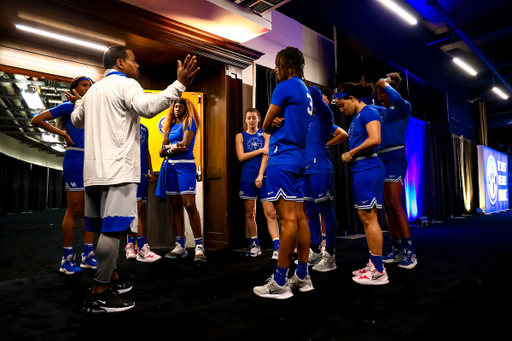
[277,0,512,144]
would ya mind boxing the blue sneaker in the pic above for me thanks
[80,251,97,269]
[398,249,417,269]
[60,254,83,275]
[382,248,402,264]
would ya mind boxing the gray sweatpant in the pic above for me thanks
[94,232,122,285]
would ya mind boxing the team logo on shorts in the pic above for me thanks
[487,155,498,205]
[71,182,77,187]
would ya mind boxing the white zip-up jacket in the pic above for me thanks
[71,69,186,186]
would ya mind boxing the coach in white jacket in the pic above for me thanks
[70,46,199,313]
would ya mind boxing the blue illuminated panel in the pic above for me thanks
[404,117,427,220]
[478,145,509,214]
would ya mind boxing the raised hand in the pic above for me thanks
[177,55,201,87]
[64,89,82,104]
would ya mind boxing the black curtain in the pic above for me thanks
[0,152,65,215]
[255,64,278,118]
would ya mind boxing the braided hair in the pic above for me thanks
[275,47,305,80]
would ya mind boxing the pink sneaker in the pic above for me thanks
[125,243,136,260]
[352,261,389,285]
[137,244,161,263]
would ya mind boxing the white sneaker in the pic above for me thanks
[294,248,322,266]
[247,244,261,257]
[272,250,279,260]
[312,251,337,272]
[253,275,293,299]
[165,242,188,259]
[288,273,314,292]
[125,243,136,260]
[194,244,206,262]
[352,260,372,276]
[352,261,389,285]
[136,244,161,263]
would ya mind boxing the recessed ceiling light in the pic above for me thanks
[453,58,477,76]
[492,87,509,100]
[378,0,418,25]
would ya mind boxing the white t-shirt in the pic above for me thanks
[71,69,186,186]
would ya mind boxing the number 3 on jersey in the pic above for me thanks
[306,92,313,116]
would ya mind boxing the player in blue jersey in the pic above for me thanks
[304,87,348,272]
[236,108,280,259]
[160,98,205,262]
[125,124,161,262]
[31,75,97,274]
[335,81,389,285]
[375,73,417,269]
[253,47,314,299]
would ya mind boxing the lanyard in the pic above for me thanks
[106,71,127,78]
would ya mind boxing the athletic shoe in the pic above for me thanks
[110,279,133,294]
[247,244,262,257]
[288,273,314,292]
[165,242,188,259]
[253,275,293,299]
[60,254,83,275]
[80,251,97,269]
[81,289,135,314]
[398,249,417,269]
[194,244,206,262]
[272,250,279,260]
[352,261,372,276]
[352,261,389,285]
[294,248,323,266]
[136,244,161,263]
[312,251,337,272]
[382,248,402,264]
[125,243,137,260]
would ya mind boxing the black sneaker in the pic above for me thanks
[110,279,133,294]
[81,290,135,313]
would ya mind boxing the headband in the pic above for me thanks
[76,77,93,84]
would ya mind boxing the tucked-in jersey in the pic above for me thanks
[374,86,411,150]
[305,86,335,174]
[140,124,149,181]
[268,77,313,170]
[49,100,84,150]
[168,119,197,160]
[240,129,265,181]
[348,105,382,154]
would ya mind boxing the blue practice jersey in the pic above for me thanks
[168,119,197,160]
[48,100,84,149]
[140,124,149,181]
[374,86,411,150]
[305,86,335,174]
[240,129,265,181]
[348,105,382,154]
[268,77,313,170]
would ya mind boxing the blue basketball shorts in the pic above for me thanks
[137,180,149,203]
[351,157,385,210]
[63,150,84,192]
[165,160,197,195]
[266,165,304,202]
[303,172,334,203]
[381,158,407,185]
[240,178,268,201]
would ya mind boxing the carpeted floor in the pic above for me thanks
[0,208,510,341]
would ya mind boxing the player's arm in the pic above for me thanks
[235,133,266,162]
[327,127,348,147]
[31,110,75,146]
[342,121,381,163]
[262,104,282,134]
[255,133,270,188]
[146,147,157,182]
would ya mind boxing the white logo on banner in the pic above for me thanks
[487,155,498,205]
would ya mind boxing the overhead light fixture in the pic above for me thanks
[16,24,108,51]
[492,87,509,100]
[378,0,418,25]
[453,58,477,76]
[21,85,45,109]
[51,144,66,153]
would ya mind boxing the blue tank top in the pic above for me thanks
[348,105,381,154]
[305,86,335,174]
[268,77,313,171]
[140,124,149,181]
[168,119,197,160]
[48,100,84,150]
[240,129,265,181]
